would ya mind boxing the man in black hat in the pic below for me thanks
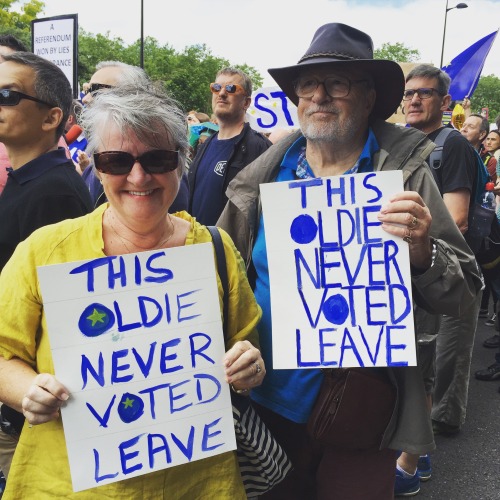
[218,23,482,499]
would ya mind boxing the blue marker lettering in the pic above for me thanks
[202,418,224,452]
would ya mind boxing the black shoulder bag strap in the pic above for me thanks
[207,226,229,337]
[428,127,454,170]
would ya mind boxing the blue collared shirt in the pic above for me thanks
[251,128,380,423]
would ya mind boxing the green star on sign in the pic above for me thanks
[122,397,135,409]
[87,308,107,327]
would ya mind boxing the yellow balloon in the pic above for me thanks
[451,103,465,130]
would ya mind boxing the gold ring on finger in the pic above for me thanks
[403,229,412,244]
[409,215,418,228]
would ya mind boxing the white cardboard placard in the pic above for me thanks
[38,243,235,492]
[259,171,417,369]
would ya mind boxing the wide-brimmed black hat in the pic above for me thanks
[268,23,404,120]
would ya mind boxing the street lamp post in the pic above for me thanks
[440,0,468,68]
[140,0,144,69]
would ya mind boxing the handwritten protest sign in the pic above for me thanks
[32,14,78,97]
[247,86,298,133]
[37,243,235,492]
[260,171,416,369]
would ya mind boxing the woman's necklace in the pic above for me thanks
[107,211,175,253]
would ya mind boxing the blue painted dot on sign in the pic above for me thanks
[322,294,349,325]
[118,392,145,423]
[78,303,115,337]
[290,214,318,244]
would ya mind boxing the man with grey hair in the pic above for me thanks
[400,63,482,495]
[0,51,92,481]
[218,24,482,498]
[81,61,189,211]
[188,67,271,225]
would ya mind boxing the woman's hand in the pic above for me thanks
[377,191,433,271]
[21,373,70,425]
[224,340,265,394]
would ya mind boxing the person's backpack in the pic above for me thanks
[428,127,490,203]
[428,127,494,254]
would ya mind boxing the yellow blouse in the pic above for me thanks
[0,204,261,499]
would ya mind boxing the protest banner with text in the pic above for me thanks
[260,171,416,369]
[32,14,78,97]
[247,86,298,133]
[37,243,234,492]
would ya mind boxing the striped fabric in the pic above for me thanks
[233,397,293,498]
[207,226,293,497]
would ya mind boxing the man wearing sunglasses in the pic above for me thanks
[0,51,92,484]
[187,67,271,226]
[0,35,29,196]
[80,61,189,212]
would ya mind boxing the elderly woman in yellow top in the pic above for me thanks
[0,84,264,499]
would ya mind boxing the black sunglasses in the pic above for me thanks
[93,149,179,175]
[0,89,56,108]
[85,83,114,95]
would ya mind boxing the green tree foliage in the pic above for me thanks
[77,29,133,84]
[0,1,265,115]
[0,0,45,48]
[469,75,500,124]
[374,42,420,62]
[77,34,264,115]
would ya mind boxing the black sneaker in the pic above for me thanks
[475,362,500,381]
[485,313,497,327]
[483,335,500,348]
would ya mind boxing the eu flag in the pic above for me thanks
[443,30,498,101]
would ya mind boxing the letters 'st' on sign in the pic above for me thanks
[260,171,417,370]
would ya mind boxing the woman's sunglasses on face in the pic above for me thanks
[94,150,179,175]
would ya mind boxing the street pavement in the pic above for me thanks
[417,314,500,500]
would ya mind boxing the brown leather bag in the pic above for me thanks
[307,368,396,451]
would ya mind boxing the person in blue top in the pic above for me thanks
[218,23,482,499]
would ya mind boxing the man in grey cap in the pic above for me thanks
[218,22,482,498]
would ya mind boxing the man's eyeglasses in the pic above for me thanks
[402,88,443,101]
[293,75,368,99]
[0,89,56,108]
[93,149,179,175]
[84,83,114,95]
[210,83,246,95]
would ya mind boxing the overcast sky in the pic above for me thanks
[40,0,500,88]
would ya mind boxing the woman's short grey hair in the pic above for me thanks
[81,84,189,176]
[405,64,451,96]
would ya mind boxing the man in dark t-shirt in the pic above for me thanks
[188,67,271,225]
[397,64,481,495]
[0,52,92,480]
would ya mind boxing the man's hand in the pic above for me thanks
[378,191,433,271]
